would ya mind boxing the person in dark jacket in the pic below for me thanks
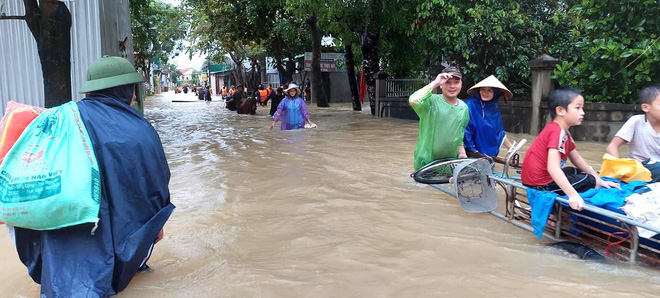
[226,84,245,111]
[204,85,212,101]
[269,82,287,116]
[198,86,205,100]
[10,56,175,297]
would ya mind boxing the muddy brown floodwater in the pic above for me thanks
[1,92,658,297]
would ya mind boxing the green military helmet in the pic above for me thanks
[79,55,144,93]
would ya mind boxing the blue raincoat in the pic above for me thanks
[527,178,647,238]
[272,95,310,130]
[12,96,174,297]
[463,89,506,157]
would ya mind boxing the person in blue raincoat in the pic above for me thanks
[11,56,175,297]
[463,75,514,158]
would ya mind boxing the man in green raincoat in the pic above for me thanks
[409,66,469,170]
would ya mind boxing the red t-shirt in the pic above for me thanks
[521,121,576,186]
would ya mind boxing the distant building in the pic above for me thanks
[202,63,232,95]
[179,68,194,82]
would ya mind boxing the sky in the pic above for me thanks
[158,0,205,70]
[160,0,333,71]
[171,50,205,71]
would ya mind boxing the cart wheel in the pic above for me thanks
[412,158,477,184]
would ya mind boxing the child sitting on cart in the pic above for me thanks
[463,75,514,161]
[605,85,660,181]
[409,66,469,170]
[521,88,620,210]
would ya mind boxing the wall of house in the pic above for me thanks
[379,97,641,143]
[99,0,132,61]
[295,71,352,104]
[499,99,641,142]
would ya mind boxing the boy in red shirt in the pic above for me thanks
[521,88,620,210]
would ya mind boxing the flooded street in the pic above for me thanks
[1,92,659,297]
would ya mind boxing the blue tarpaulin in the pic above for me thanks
[12,96,175,297]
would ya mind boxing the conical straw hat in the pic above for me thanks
[467,75,513,100]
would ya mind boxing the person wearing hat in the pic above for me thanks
[270,82,315,130]
[463,75,514,158]
[409,66,470,170]
[11,56,175,296]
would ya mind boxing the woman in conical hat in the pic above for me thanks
[269,82,316,130]
[463,75,513,157]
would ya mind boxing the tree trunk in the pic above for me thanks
[274,59,289,83]
[285,59,296,82]
[307,14,329,107]
[24,0,71,108]
[344,44,361,111]
[261,56,268,85]
[361,0,381,115]
[136,56,150,91]
[229,53,245,86]
[362,32,380,115]
[248,59,257,92]
[144,63,151,92]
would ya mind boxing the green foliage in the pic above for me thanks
[414,0,574,98]
[185,0,308,67]
[191,70,200,85]
[131,0,187,73]
[165,63,180,85]
[379,0,426,78]
[552,0,660,103]
[172,0,657,106]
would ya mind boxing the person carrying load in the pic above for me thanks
[7,56,175,296]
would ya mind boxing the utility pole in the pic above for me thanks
[206,55,211,88]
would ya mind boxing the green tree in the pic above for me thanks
[414,0,573,98]
[131,0,187,90]
[165,63,180,86]
[185,0,322,100]
[185,0,295,91]
[553,0,660,103]
[316,1,368,111]
[191,70,200,86]
[284,0,330,107]
[378,0,425,78]
[323,0,426,114]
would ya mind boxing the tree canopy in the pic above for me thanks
[553,0,660,103]
[131,0,187,85]
[133,0,658,104]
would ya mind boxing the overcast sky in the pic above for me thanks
[160,0,332,70]
[158,0,205,70]
[171,49,205,71]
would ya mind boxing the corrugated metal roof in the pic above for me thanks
[0,0,101,112]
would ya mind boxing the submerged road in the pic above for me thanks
[1,91,658,297]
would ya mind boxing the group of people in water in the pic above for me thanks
[410,66,660,211]
[174,79,318,131]
[4,54,658,297]
[219,81,315,130]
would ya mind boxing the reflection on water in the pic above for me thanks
[0,93,657,297]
